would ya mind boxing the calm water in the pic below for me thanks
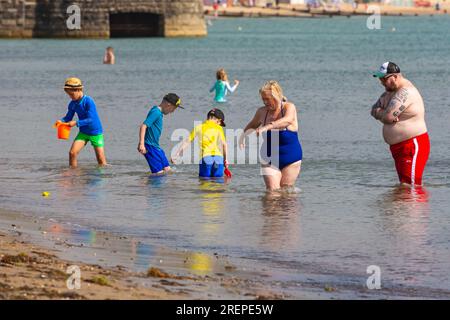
[1,16,450,296]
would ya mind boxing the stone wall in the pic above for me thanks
[0,0,207,38]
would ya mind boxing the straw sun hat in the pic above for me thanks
[64,77,83,90]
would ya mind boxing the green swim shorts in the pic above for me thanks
[74,132,105,148]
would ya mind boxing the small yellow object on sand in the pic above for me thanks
[42,192,50,197]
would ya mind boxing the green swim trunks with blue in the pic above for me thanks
[74,132,105,148]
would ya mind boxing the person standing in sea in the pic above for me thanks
[371,62,430,186]
[239,81,303,191]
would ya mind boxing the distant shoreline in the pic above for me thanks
[204,3,449,18]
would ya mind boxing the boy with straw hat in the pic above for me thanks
[55,77,107,168]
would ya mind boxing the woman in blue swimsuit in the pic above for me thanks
[239,80,302,191]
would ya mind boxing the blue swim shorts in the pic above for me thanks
[143,144,170,174]
[199,156,224,178]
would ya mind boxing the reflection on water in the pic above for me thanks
[186,252,213,274]
[260,191,302,252]
[198,179,226,239]
[146,174,168,188]
[376,185,433,284]
[57,167,107,199]
[47,222,97,246]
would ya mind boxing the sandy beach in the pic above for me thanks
[2,207,450,300]
[0,210,288,300]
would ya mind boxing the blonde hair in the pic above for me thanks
[216,68,228,81]
[259,80,287,102]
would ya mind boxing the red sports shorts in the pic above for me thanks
[390,132,430,186]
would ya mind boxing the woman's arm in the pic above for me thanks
[239,108,263,149]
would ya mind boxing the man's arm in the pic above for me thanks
[370,92,387,120]
[380,87,410,124]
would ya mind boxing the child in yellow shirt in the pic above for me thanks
[172,109,228,178]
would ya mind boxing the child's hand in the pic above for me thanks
[234,80,240,85]
[67,121,77,127]
[137,144,147,154]
[170,156,178,164]
[53,120,62,128]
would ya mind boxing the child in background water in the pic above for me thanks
[103,47,115,65]
[209,68,239,103]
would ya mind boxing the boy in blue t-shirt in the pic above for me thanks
[55,77,107,168]
[138,93,183,175]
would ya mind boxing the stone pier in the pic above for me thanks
[0,0,207,38]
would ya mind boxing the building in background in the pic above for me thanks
[0,0,207,38]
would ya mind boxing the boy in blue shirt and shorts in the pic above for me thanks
[56,77,107,168]
[138,93,183,175]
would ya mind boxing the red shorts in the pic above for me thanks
[390,132,430,186]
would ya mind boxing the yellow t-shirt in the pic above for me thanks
[189,120,226,158]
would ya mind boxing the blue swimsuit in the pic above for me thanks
[261,103,303,170]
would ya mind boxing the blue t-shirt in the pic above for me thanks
[62,95,103,136]
[143,106,163,149]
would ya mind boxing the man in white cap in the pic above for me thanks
[371,62,430,186]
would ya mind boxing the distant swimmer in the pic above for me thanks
[138,93,184,175]
[172,108,229,179]
[209,68,239,103]
[239,81,302,191]
[56,78,107,168]
[371,62,430,186]
[103,47,115,65]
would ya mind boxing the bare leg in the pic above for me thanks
[280,160,301,188]
[261,165,282,191]
[94,147,108,166]
[69,140,87,168]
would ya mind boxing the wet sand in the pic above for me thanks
[2,208,450,300]
[0,209,289,300]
